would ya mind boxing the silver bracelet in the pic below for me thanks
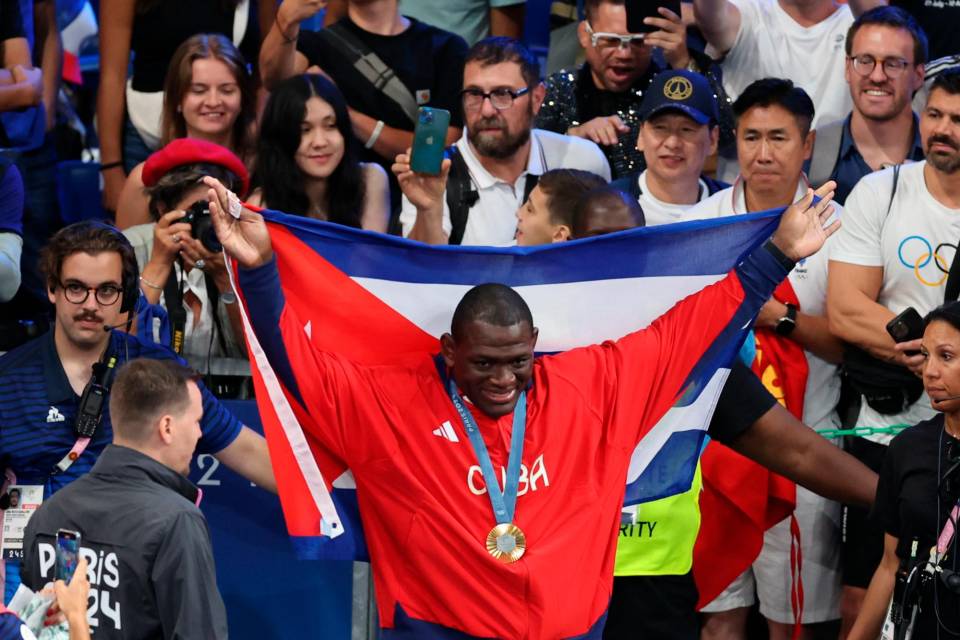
[365,120,385,149]
[139,275,163,291]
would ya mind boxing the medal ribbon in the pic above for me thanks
[447,379,527,525]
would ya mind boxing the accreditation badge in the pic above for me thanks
[1,485,44,560]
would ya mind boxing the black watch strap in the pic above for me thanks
[775,303,798,336]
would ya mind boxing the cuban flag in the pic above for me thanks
[232,208,782,561]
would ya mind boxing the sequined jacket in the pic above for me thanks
[535,57,734,180]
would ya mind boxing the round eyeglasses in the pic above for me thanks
[847,54,912,78]
[58,280,123,306]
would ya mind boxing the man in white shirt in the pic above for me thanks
[396,38,611,246]
[693,0,854,129]
[610,69,729,221]
[827,69,960,634]
[807,6,926,204]
[689,78,846,640]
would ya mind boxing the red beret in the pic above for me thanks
[141,138,250,197]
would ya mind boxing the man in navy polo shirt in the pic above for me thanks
[0,221,275,599]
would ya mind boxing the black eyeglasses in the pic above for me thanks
[461,87,532,111]
[57,280,123,306]
[847,54,912,78]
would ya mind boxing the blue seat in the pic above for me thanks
[56,160,107,224]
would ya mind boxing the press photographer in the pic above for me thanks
[123,139,249,395]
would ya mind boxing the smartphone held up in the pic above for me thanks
[410,107,451,176]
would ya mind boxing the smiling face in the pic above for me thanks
[638,111,718,185]
[578,1,651,92]
[295,96,346,181]
[48,251,125,350]
[180,57,242,140]
[846,25,923,123]
[441,320,538,418]
[922,320,960,413]
[737,104,813,197]
[921,87,960,174]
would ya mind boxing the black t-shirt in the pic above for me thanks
[297,17,468,139]
[892,0,958,62]
[874,414,960,635]
[708,360,777,444]
[0,0,25,42]
[130,0,260,93]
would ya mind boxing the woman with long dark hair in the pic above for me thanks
[249,74,389,231]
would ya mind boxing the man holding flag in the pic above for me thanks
[205,174,838,639]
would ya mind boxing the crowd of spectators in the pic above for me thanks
[0,0,959,637]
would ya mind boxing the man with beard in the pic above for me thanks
[534,0,726,180]
[827,68,960,634]
[0,222,276,597]
[808,7,926,204]
[397,37,611,246]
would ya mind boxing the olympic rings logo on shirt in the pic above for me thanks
[897,235,956,287]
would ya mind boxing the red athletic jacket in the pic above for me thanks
[239,245,791,639]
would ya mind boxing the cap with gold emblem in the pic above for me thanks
[639,69,719,126]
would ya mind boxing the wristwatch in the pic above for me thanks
[220,291,238,305]
[774,303,797,336]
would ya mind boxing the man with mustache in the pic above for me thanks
[807,7,926,204]
[828,68,960,634]
[0,221,276,597]
[396,37,611,246]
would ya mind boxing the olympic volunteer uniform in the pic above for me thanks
[690,180,843,623]
[239,243,794,639]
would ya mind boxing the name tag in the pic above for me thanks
[1,486,44,560]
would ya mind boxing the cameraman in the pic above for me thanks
[124,140,247,367]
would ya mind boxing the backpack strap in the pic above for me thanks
[808,119,846,188]
[445,146,479,245]
[318,23,419,124]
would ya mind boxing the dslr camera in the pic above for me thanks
[181,200,222,253]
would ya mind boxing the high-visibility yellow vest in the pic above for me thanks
[613,463,702,576]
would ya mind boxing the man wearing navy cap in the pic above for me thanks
[611,69,729,223]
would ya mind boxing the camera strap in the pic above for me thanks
[164,266,188,355]
[55,349,118,474]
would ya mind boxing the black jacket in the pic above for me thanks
[21,445,228,639]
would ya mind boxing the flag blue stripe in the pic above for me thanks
[623,430,707,505]
[261,208,782,286]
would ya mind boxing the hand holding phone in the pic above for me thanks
[410,107,451,176]
[626,0,684,34]
[886,307,924,344]
[56,529,81,583]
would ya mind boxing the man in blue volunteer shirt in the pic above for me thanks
[0,221,275,599]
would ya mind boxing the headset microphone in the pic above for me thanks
[102,321,131,332]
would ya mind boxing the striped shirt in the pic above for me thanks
[0,330,242,497]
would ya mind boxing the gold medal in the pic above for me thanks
[486,523,526,563]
